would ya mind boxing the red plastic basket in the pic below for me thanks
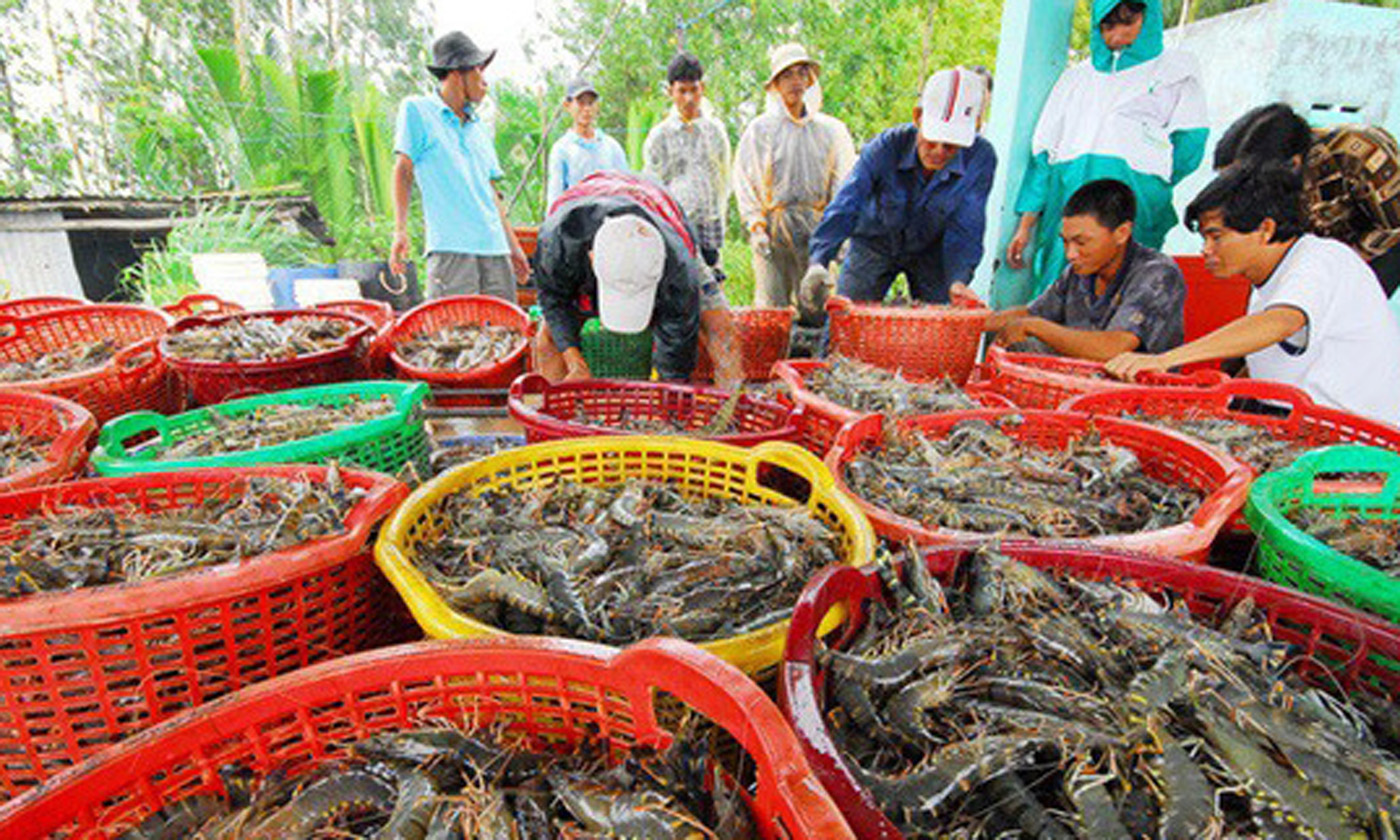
[972,345,1228,410]
[386,294,531,407]
[1177,255,1252,374]
[158,294,245,321]
[780,541,1400,840]
[773,359,1015,456]
[1063,378,1400,535]
[0,391,95,493]
[0,297,85,318]
[0,465,408,797]
[508,372,803,446]
[0,305,179,425]
[0,637,856,839]
[313,299,394,375]
[825,296,989,385]
[160,310,375,405]
[826,409,1250,562]
[693,307,795,383]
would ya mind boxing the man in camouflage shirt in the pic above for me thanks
[977,179,1185,360]
[643,53,732,270]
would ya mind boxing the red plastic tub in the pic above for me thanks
[0,391,95,493]
[0,637,855,839]
[0,305,178,424]
[1176,255,1252,374]
[0,465,408,796]
[692,307,795,383]
[825,296,989,385]
[508,372,803,446]
[314,299,395,374]
[826,409,1250,562]
[1064,378,1400,534]
[780,541,1400,840]
[386,294,531,406]
[773,359,1014,456]
[972,345,1229,410]
[160,309,375,405]
[0,297,85,318]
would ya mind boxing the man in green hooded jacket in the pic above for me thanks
[1005,0,1209,298]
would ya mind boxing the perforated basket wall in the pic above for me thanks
[0,391,95,493]
[693,307,794,383]
[824,296,988,385]
[387,295,531,406]
[780,542,1400,840]
[827,409,1250,562]
[973,345,1229,410]
[0,638,855,839]
[0,466,408,797]
[375,437,875,674]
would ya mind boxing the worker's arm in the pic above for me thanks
[546,142,566,207]
[983,306,1030,333]
[1170,127,1210,185]
[942,142,997,284]
[534,221,586,357]
[493,188,531,284]
[807,136,883,266]
[390,153,415,275]
[731,123,767,237]
[1106,306,1307,380]
[650,252,701,381]
[999,318,1140,361]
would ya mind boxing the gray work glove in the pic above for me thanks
[798,264,834,324]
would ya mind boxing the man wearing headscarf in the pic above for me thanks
[1006,0,1209,299]
[733,43,857,308]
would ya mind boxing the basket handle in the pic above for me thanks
[1292,444,1400,505]
[617,638,857,840]
[97,410,172,459]
[0,312,22,344]
[824,295,853,315]
[114,338,161,375]
[1221,379,1314,421]
[749,441,837,497]
[510,372,550,400]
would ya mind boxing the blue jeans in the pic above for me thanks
[836,237,951,304]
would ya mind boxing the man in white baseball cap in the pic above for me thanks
[799,67,996,320]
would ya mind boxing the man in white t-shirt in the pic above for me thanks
[1107,161,1400,425]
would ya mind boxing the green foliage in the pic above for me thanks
[121,202,322,304]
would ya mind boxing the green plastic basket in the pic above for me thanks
[92,380,431,478]
[1246,444,1400,622]
[580,317,653,379]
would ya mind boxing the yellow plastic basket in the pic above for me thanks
[375,437,875,674]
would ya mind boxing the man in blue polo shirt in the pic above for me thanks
[798,68,996,320]
[390,31,531,302]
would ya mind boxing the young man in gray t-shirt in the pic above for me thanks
[976,178,1185,361]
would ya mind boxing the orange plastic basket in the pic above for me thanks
[0,305,178,425]
[160,309,375,405]
[692,307,795,383]
[826,409,1250,562]
[0,391,95,493]
[158,294,244,321]
[508,373,803,446]
[973,345,1229,410]
[0,297,84,318]
[773,359,1014,456]
[824,295,989,385]
[1063,378,1400,535]
[0,465,408,797]
[781,542,1400,840]
[386,294,531,406]
[0,638,856,839]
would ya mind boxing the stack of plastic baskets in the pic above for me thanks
[825,295,989,384]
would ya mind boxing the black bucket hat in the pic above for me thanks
[427,31,496,75]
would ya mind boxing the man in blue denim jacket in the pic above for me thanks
[799,68,996,319]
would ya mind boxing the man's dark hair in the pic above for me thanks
[1064,179,1137,229]
[1213,103,1312,170]
[1186,160,1306,242]
[1101,1,1147,27]
[667,53,704,85]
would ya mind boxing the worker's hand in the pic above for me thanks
[948,281,983,309]
[1006,227,1032,271]
[750,227,772,259]
[1105,351,1171,382]
[798,264,834,323]
[509,244,532,286]
[563,349,592,383]
[994,317,1038,347]
[390,231,411,276]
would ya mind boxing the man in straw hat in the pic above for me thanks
[799,67,997,319]
[734,43,856,310]
[390,31,531,302]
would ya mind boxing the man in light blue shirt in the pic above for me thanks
[546,78,630,207]
[390,31,530,301]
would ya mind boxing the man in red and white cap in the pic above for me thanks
[798,67,997,319]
